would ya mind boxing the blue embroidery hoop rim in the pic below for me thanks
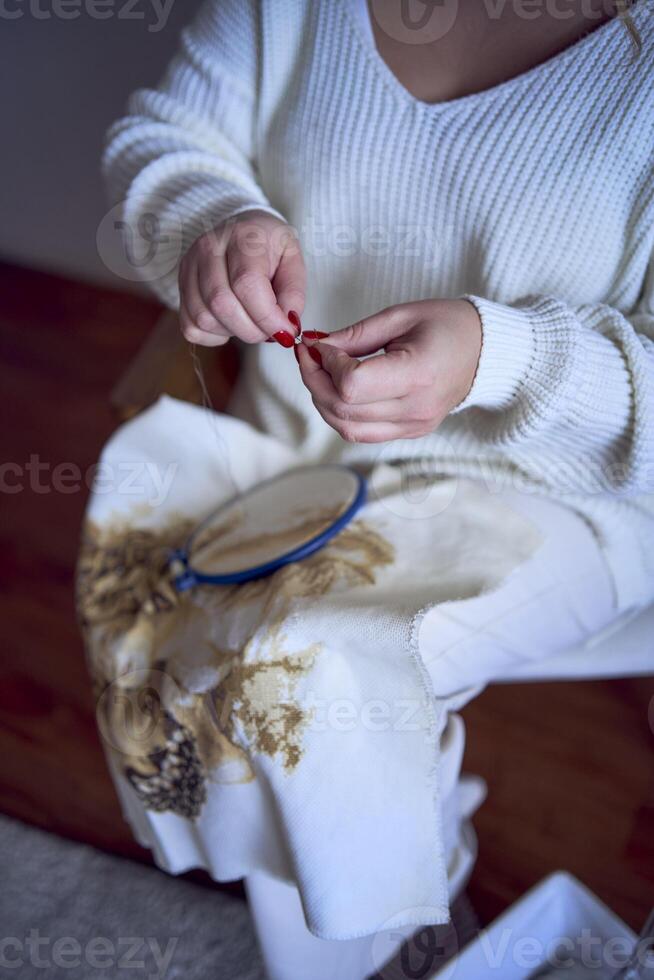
[172,464,367,590]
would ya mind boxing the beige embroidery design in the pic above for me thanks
[77,510,394,819]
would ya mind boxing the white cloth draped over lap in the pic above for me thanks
[78,396,542,940]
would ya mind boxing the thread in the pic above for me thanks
[615,0,642,55]
[188,342,241,501]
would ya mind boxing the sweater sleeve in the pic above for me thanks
[102,0,286,309]
[451,263,654,498]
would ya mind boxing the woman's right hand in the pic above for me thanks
[178,209,305,348]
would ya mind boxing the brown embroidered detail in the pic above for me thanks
[125,710,207,819]
[77,518,193,626]
[208,644,322,774]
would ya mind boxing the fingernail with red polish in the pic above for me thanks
[307,346,322,367]
[293,343,300,363]
[288,310,302,332]
[273,330,295,348]
[302,331,329,340]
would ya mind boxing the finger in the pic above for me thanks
[312,341,417,403]
[272,237,306,319]
[315,405,421,444]
[198,250,269,344]
[182,327,232,347]
[298,348,413,422]
[179,297,230,346]
[318,390,418,423]
[179,312,230,346]
[179,255,223,336]
[297,345,427,441]
[226,238,297,339]
[319,306,413,357]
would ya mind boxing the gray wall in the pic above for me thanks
[0,0,202,289]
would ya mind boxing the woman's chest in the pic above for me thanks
[259,2,650,310]
[365,0,615,105]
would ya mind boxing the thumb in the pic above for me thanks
[320,306,410,357]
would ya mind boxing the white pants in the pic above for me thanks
[246,490,619,980]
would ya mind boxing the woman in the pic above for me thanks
[99,0,654,976]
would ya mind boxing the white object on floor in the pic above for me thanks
[434,872,637,980]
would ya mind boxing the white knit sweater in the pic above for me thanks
[104,0,654,613]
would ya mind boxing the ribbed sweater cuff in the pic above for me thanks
[452,295,535,412]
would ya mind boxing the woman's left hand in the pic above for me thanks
[296,299,482,443]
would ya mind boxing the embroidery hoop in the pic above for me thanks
[170,464,367,589]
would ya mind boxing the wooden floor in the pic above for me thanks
[1,261,652,933]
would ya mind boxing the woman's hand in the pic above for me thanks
[296,299,482,443]
[179,210,306,347]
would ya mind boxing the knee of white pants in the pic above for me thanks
[245,714,483,980]
[246,872,379,980]
[418,491,619,696]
